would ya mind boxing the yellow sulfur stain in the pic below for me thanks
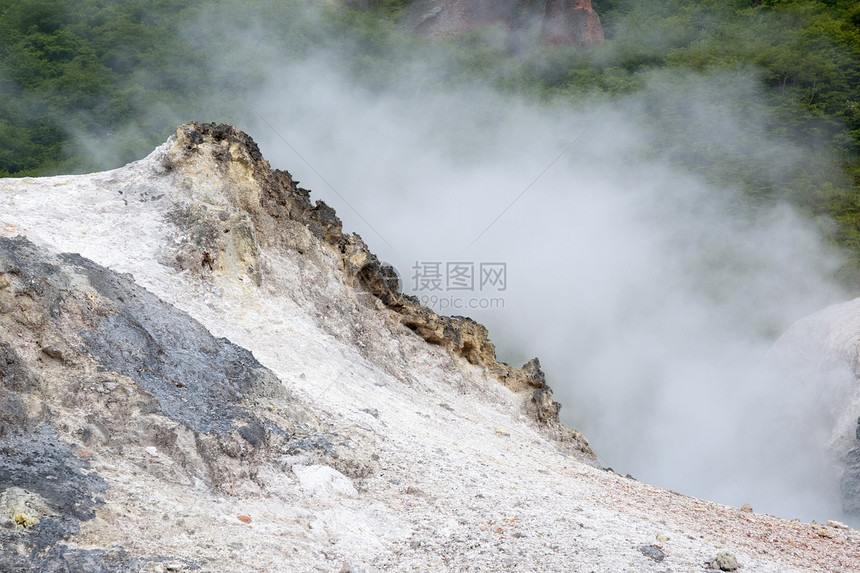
[13,512,39,527]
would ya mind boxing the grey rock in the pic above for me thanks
[640,544,666,562]
[41,346,64,361]
[0,340,37,392]
[844,447,860,513]
[237,420,266,448]
[708,551,739,571]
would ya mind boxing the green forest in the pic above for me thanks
[1,0,860,280]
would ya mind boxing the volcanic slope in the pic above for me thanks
[0,123,857,572]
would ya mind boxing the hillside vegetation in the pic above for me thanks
[1,0,859,281]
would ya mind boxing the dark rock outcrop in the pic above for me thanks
[843,418,860,514]
[404,0,604,48]
[0,236,328,571]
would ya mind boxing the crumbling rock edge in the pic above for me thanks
[164,121,594,460]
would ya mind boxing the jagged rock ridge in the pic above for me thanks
[163,122,593,453]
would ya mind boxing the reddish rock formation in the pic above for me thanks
[406,0,518,37]
[541,0,604,47]
[404,0,603,48]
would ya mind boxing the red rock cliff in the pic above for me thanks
[541,0,604,47]
[406,0,517,37]
[404,0,604,48]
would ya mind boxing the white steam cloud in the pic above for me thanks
[82,3,858,522]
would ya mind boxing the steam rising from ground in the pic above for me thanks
[85,5,857,522]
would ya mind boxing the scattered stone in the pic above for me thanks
[237,515,252,524]
[405,486,425,496]
[339,563,369,573]
[494,428,510,438]
[640,544,666,562]
[827,519,850,530]
[740,504,753,513]
[41,346,64,361]
[360,408,379,418]
[237,420,266,447]
[813,525,834,538]
[706,551,739,571]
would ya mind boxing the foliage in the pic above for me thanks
[364,0,412,19]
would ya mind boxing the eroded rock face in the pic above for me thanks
[0,236,331,570]
[162,122,594,457]
[404,0,604,48]
[541,0,604,48]
[844,445,860,514]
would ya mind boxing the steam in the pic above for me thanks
[78,3,856,522]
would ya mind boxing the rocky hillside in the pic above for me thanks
[405,0,604,47]
[0,124,858,572]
